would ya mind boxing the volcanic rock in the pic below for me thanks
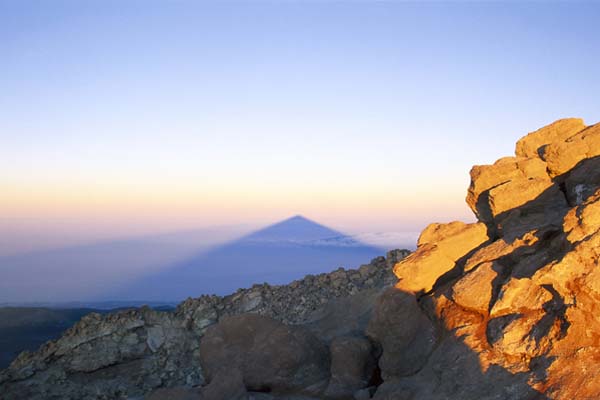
[515,118,585,159]
[393,221,489,293]
[373,118,600,399]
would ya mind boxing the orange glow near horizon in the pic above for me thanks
[0,171,475,256]
[1,177,473,225]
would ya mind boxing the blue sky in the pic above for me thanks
[1,1,599,253]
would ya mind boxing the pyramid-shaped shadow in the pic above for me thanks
[108,216,385,302]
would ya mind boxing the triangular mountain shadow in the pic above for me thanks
[107,216,385,302]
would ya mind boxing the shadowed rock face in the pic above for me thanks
[389,118,600,399]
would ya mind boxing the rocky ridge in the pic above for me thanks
[0,250,409,400]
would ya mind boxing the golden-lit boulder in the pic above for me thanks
[466,156,549,226]
[545,123,600,177]
[393,221,489,293]
[515,118,585,159]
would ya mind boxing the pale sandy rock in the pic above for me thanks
[451,262,497,314]
[544,122,600,177]
[418,220,474,247]
[486,311,548,357]
[394,222,488,293]
[515,118,585,159]
[466,152,570,240]
[563,190,600,243]
[462,230,541,273]
[490,278,552,317]
[534,230,600,302]
[488,177,553,217]
[393,244,455,294]
[491,181,569,238]
[466,157,548,224]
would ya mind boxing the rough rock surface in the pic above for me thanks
[382,118,600,399]
[200,314,329,395]
[0,250,409,400]
[393,221,489,294]
[324,335,377,399]
[366,289,437,380]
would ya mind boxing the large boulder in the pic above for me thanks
[515,118,585,159]
[544,123,600,177]
[324,336,377,399]
[199,314,330,396]
[366,289,437,380]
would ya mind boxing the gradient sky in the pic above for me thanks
[1,1,600,254]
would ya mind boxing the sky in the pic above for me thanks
[1,1,600,255]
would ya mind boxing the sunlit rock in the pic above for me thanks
[515,118,585,159]
[393,221,488,293]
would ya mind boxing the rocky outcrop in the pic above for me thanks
[0,250,409,400]
[379,118,600,399]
